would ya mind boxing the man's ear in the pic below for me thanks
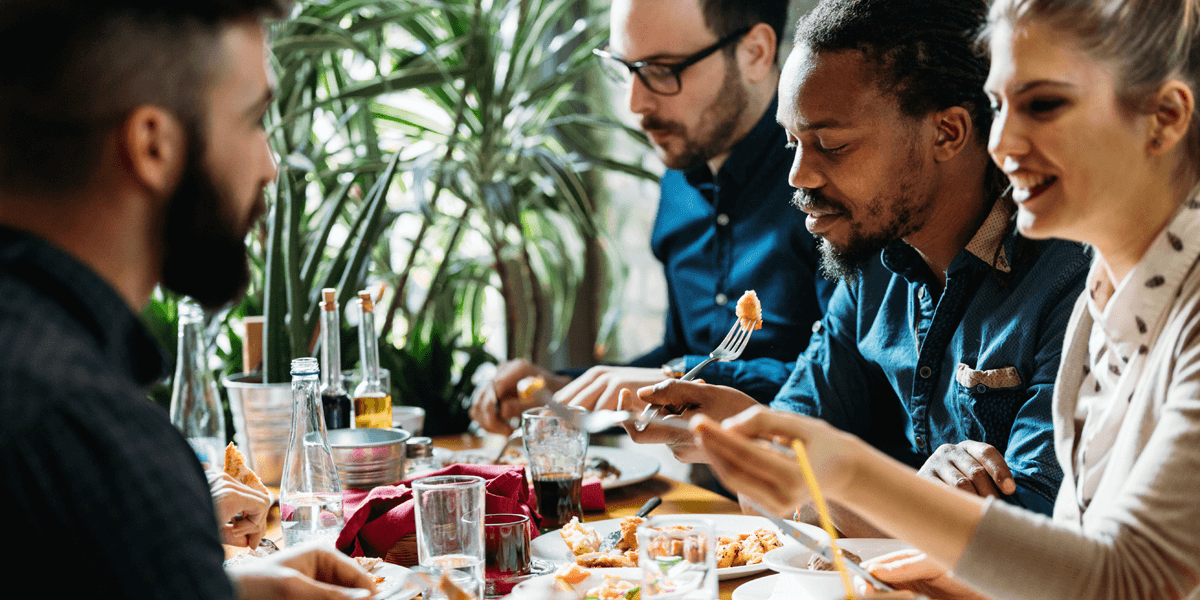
[119,106,187,198]
[739,22,777,84]
[931,106,973,162]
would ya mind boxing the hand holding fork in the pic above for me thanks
[635,317,759,430]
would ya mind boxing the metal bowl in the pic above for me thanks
[326,428,411,490]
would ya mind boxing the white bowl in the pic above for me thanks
[761,538,915,600]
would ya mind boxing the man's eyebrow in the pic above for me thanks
[780,117,847,133]
[244,86,276,118]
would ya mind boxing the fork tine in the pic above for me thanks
[729,323,756,357]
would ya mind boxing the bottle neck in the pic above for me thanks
[358,309,381,388]
[319,308,344,392]
[291,372,325,432]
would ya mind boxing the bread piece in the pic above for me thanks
[735,290,763,330]
[224,442,268,495]
[560,517,601,556]
[554,563,591,585]
[616,516,644,552]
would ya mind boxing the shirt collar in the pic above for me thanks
[881,194,1016,281]
[683,96,784,194]
[0,227,168,388]
[1086,187,1200,362]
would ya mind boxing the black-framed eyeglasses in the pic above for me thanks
[592,26,752,96]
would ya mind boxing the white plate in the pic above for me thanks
[731,573,784,600]
[507,567,641,599]
[452,445,661,490]
[762,538,916,600]
[530,515,824,581]
[372,562,417,599]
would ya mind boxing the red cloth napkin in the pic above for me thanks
[336,464,607,558]
[337,464,538,557]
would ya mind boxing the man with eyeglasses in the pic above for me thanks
[470,0,832,435]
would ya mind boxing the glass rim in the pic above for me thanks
[411,474,486,489]
[484,512,531,526]
[521,405,585,419]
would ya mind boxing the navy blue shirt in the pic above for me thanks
[628,97,832,380]
[0,228,233,599]
[768,201,1089,514]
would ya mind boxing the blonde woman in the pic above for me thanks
[693,0,1200,598]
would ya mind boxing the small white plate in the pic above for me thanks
[731,573,784,600]
[530,515,826,581]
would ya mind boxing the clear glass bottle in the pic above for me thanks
[319,288,351,430]
[169,299,226,470]
[280,357,344,547]
[354,291,392,429]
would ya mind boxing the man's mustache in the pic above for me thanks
[791,189,848,215]
[640,115,685,136]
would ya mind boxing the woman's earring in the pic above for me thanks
[1151,137,1163,149]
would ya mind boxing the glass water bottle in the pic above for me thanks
[319,288,351,430]
[280,357,344,547]
[353,291,392,429]
[169,299,226,470]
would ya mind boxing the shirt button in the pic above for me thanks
[715,293,728,306]
[916,436,926,450]
[716,213,730,226]
[919,366,932,379]
[812,321,822,334]
[974,384,987,393]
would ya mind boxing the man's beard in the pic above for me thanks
[160,139,262,310]
[795,150,930,283]
[641,56,749,172]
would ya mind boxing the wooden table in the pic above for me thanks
[237,434,769,599]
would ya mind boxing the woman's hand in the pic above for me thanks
[861,549,991,600]
[208,470,271,548]
[690,405,865,516]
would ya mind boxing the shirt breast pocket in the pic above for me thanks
[953,363,1025,446]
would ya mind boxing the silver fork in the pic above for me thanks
[635,318,758,431]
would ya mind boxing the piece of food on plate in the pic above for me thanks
[735,290,763,330]
[561,517,601,556]
[554,563,592,585]
[716,540,741,568]
[585,574,641,600]
[353,556,386,584]
[807,548,863,571]
[224,442,269,495]
[615,516,643,552]
[576,550,637,568]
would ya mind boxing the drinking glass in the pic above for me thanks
[484,513,533,597]
[636,516,718,600]
[413,475,486,599]
[522,407,588,533]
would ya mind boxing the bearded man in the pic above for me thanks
[471,0,833,432]
[0,1,375,598]
[628,0,1092,534]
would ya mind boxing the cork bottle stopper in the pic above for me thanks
[358,290,374,313]
[321,288,336,311]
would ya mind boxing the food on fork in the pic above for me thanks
[518,376,547,399]
[223,442,268,495]
[735,290,763,330]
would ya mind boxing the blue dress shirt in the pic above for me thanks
[628,97,832,377]
[767,201,1089,514]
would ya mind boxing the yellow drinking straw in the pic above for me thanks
[792,439,856,600]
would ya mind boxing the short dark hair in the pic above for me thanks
[795,0,993,146]
[0,0,290,195]
[699,0,791,60]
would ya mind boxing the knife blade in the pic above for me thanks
[743,499,893,592]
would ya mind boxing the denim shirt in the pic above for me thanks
[628,96,833,376]
[769,200,1090,514]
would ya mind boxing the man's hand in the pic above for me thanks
[553,366,668,411]
[208,470,271,548]
[917,441,1016,498]
[468,359,570,435]
[621,380,758,463]
[227,544,377,600]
